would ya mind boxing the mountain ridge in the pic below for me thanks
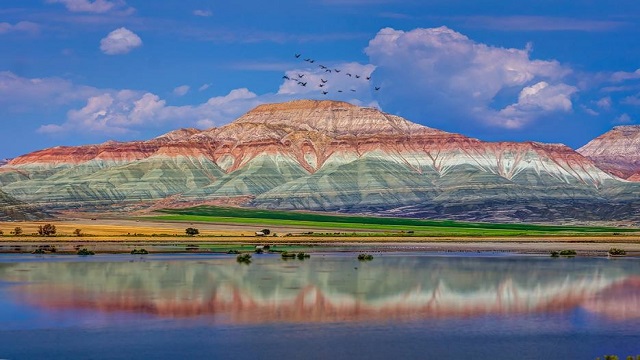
[1,99,638,223]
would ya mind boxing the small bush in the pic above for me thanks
[297,252,310,260]
[237,253,252,264]
[608,248,627,256]
[358,253,374,261]
[550,251,560,258]
[130,249,149,255]
[185,227,199,236]
[559,250,577,256]
[227,249,240,254]
[281,251,297,259]
[31,248,46,254]
[77,248,95,256]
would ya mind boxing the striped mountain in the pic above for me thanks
[578,125,640,180]
[1,100,639,222]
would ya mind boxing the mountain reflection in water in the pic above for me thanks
[0,255,639,324]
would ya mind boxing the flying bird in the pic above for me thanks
[325,69,332,73]
[375,87,380,91]
[322,91,328,95]
[355,75,360,79]
[366,76,371,80]
[338,90,343,92]
[298,82,307,86]
[295,54,301,58]
[334,69,341,73]
[282,75,290,80]
[350,89,356,92]
[304,58,311,62]
[298,74,305,78]
[346,73,352,77]
[319,84,325,87]
[321,79,327,83]
[319,65,327,69]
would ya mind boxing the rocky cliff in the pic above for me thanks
[578,125,640,180]
[1,100,639,222]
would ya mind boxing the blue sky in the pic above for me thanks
[1,0,640,158]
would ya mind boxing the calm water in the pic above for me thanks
[0,252,639,359]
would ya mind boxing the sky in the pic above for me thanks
[1,0,640,158]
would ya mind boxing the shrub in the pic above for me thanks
[559,250,577,256]
[13,227,22,236]
[77,248,95,256]
[297,252,310,260]
[37,224,57,237]
[550,251,560,257]
[73,228,82,237]
[608,248,627,256]
[236,253,252,264]
[185,227,199,236]
[358,253,374,261]
[130,249,149,255]
[227,249,240,254]
[261,228,271,235]
[281,251,297,259]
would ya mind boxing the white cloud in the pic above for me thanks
[621,93,640,106]
[173,85,190,97]
[596,96,612,109]
[0,71,100,110]
[193,9,212,17]
[493,82,577,128]
[365,26,574,129]
[198,83,211,91]
[38,88,264,135]
[46,0,133,14]
[613,113,632,124]
[100,27,142,55]
[611,69,640,83]
[0,21,39,35]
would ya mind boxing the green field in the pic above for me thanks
[151,206,639,237]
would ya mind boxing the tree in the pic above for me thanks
[37,224,57,237]
[261,228,271,235]
[13,227,22,236]
[73,228,82,237]
[185,227,199,236]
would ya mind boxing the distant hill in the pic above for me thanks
[578,125,640,180]
[1,99,639,223]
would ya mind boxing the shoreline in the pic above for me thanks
[2,238,640,256]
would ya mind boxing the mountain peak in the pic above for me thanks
[230,99,431,137]
[578,125,640,179]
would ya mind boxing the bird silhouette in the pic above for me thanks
[282,75,290,80]
[322,91,328,95]
[325,69,332,73]
[304,58,311,62]
[355,75,360,79]
[298,82,307,86]
[350,89,356,92]
[319,84,325,87]
[334,69,341,73]
[321,79,327,83]
[295,54,301,58]
[298,74,304,78]
[309,60,315,63]
[338,90,343,92]
[346,73,352,77]
[319,65,327,69]
[375,87,380,91]
[366,76,371,80]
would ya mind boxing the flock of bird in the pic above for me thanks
[282,53,380,95]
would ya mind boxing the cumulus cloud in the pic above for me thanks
[0,21,39,35]
[597,96,612,109]
[38,88,263,135]
[0,71,100,110]
[611,69,640,83]
[193,9,212,17]
[198,83,211,91]
[365,26,575,129]
[613,113,633,124]
[46,0,133,14]
[173,85,190,97]
[100,27,142,55]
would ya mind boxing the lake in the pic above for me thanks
[0,252,639,359]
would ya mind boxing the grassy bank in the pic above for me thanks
[152,206,639,237]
